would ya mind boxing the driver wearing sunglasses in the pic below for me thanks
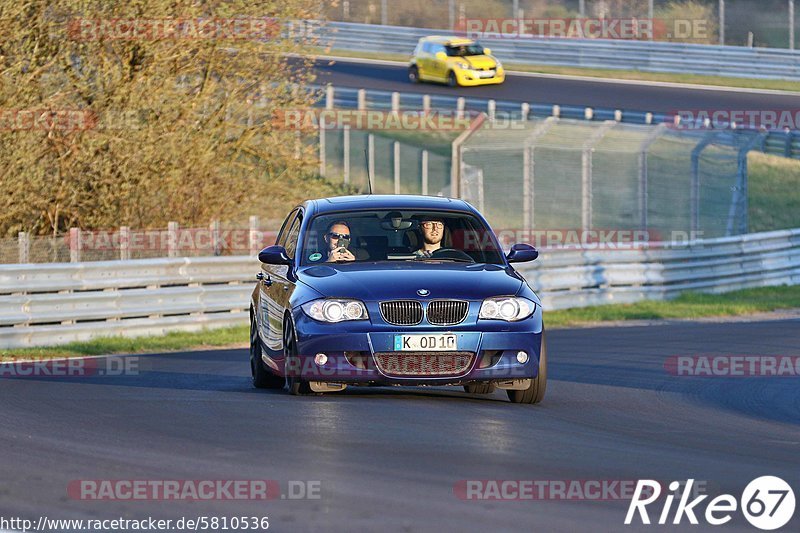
[324,221,356,262]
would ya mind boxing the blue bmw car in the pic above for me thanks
[249,195,546,404]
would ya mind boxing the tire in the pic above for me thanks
[447,70,458,87]
[250,312,284,389]
[408,65,420,83]
[507,331,547,404]
[284,318,312,396]
[464,383,496,394]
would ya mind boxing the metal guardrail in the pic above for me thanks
[316,21,800,81]
[2,229,798,348]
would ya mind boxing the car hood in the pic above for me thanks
[458,55,497,69]
[297,262,523,301]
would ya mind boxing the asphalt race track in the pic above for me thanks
[311,57,800,114]
[1,318,799,532]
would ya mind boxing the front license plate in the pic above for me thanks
[394,334,457,351]
[478,70,495,78]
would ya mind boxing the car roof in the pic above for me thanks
[305,195,475,216]
[421,36,476,46]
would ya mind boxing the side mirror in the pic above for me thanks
[258,245,292,265]
[506,243,538,263]
[435,51,447,61]
[483,47,492,55]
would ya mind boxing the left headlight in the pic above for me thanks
[494,60,502,69]
[301,299,369,323]
[479,297,535,322]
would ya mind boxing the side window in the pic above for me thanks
[277,210,298,247]
[283,215,302,259]
[422,42,432,54]
[432,44,445,56]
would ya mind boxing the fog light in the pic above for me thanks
[516,351,529,364]
[314,353,328,366]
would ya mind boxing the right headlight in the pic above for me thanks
[479,297,535,322]
[301,299,369,323]
[455,61,470,69]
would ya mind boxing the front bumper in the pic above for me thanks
[283,310,542,386]
[454,68,505,86]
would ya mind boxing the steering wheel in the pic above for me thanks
[430,248,474,262]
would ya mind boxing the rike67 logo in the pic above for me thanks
[626,477,795,530]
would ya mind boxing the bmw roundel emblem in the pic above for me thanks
[417,289,430,297]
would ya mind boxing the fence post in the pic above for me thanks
[69,228,81,263]
[524,117,558,233]
[487,100,496,121]
[168,221,178,258]
[391,92,400,114]
[343,125,351,184]
[719,0,726,45]
[319,115,326,178]
[791,0,796,50]
[357,89,366,111]
[393,141,401,194]
[638,123,667,234]
[18,232,29,263]
[249,216,261,256]
[367,133,375,193]
[451,114,487,199]
[690,134,715,236]
[421,150,429,195]
[456,97,465,120]
[119,226,131,261]
[521,102,530,121]
[582,122,616,232]
[423,94,431,114]
[210,220,221,256]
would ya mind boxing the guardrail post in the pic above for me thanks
[521,103,530,121]
[421,150,429,195]
[393,141,401,194]
[552,105,560,118]
[343,125,351,184]
[69,228,81,263]
[325,85,334,110]
[210,220,222,256]
[645,112,653,125]
[168,221,178,258]
[367,133,375,193]
[391,92,400,114]
[357,89,366,111]
[457,97,465,120]
[584,107,594,120]
[487,100,496,121]
[249,216,261,256]
[614,110,623,122]
[423,94,431,114]
[119,226,130,261]
[18,232,29,263]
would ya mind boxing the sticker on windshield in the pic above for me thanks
[309,252,323,262]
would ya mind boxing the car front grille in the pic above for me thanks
[380,300,423,325]
[426,300,469,325]
[373,352,475,377]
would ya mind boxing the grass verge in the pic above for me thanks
[3,286,799,359]
[314,48,800,93]
[545,285,800,328]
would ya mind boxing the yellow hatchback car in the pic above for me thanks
[409,36,505,87]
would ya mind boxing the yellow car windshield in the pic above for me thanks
[445,44,485,57]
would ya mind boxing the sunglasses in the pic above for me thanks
[327,232,351,240]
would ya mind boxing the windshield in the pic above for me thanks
[300,210,504,265]
[445,43,485,57]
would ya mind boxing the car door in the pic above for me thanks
[418,41,433,79]
[259,209,297,356]
[272,211,302,356]
[430,44,449,81]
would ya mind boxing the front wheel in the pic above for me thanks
[250,313,284,389]
[507,331,547,404]
[284,320,313,396]
[408,65,420,83]
[447,70,459,87]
